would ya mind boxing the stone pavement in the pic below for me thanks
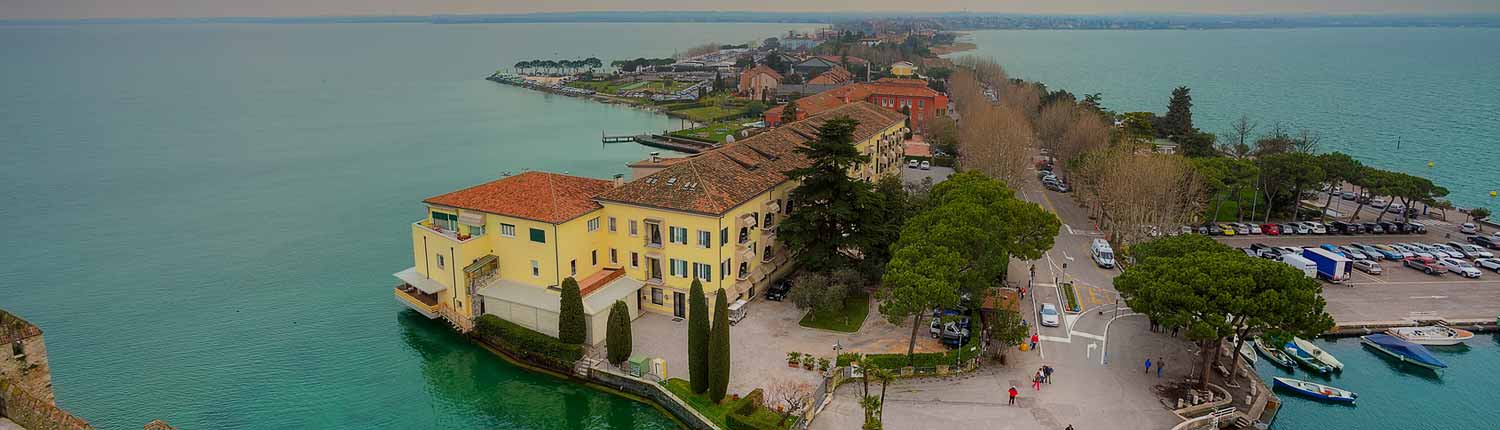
[630,295,945,396]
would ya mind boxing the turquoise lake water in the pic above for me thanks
[958,29,1500,212]
[0,22,809,429]
[1252,336,1500,430]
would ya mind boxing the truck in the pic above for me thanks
[1280,253,1318,279]
[1302,247,1353,283]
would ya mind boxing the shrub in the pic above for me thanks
[689,280,711,393]
[737,389,764,415]
[708,289,732,402]
[606,301,632,365]
[726,413,771,430]
[558,277,586,344]
[474,315,583,369]
[1060,283,1081,312]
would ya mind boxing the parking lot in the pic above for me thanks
[1209,221,1500,324]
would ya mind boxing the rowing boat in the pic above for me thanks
[1253,338,1296,369]
[1294,337,1344,371]
[1272,377,1357,403]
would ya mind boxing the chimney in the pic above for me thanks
[650,151,661,163]
[613,174,624,188]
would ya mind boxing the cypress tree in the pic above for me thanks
[707,289,732,403]
[688,279,711,393]
[606,301,632,365]
[558,277,586,344]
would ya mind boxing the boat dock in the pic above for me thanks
[601,133,717,154]
[1326,317,1498,337]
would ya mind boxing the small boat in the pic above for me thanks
[1253,338,1296,369]
[1386,325,1474,346]
[1238,340,1258,365]
[1284,341,1334,373]
[1361,334,1448,370]
[1272,377,1357,403]
[1294,337,1344,371]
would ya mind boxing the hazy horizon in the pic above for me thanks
[5,0,1499,21]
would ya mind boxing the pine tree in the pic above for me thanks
[707,289,732,402]
[1164,86,1195,139]
[688,280,711,393]
[558,277,585,344]
[606,301,632,365]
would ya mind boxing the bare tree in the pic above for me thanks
[1075,148,1207,245]
[1055,111,1112,171]
[768,378,815,426]
[1219,114,1256,158]
[1037,100,1080,157]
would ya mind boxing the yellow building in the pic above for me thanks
[394,102,907,343]
[889,61,917,77]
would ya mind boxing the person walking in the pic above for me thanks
[1157,357,1165,378]
[1031,333,1040,350]
[1065,426,1074,430]
[1008,386,1019,405]
[1043,365,1054,383]
[1144,357,1152,374]
[1033,369,1043,390]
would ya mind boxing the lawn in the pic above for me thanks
[566,79,692,95]
[663,378,792,430]
[798,292,870,332]
[669,122,750,143]
[673,104,752,122]
[1205,189,1271,222]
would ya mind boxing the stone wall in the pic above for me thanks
[1,378,92,430]
[587,366,718,430]
[2,310,54,403]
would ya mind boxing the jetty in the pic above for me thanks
[602,133,717,154]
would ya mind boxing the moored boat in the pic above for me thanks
[1272,377,1357,403]
[1253,338,1296,369]
[1386,325,1474,346]
[1361,334,1448,370]
[1294,337,1344,371]
[1238,340,1257,365]
[1284,341,1333,373]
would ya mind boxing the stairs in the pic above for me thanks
[574,358,599,378]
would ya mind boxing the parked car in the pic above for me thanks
[1045,180,1071,193]
[1308,222,1328,235]
[765,278,792,301]
[1350,243,1385,260]
[1460,223,1479,235]
[1217,224,1237,236]
[1277,246,1303,257]
[908,159,920,169]
[1232,223,1251,235]
[1407,221,1427,234]
[1470,235,1500,250]
[1336,245,1369,261]
[1289,222,1311,235]
[1262,223,1282,235]
[920,161,931,170]
[1039,303,1061,327]
[1371,199,1388,209]
[1475,258,1500,273]
[1353,259,1383,275]
[1440,258,1483,278]
[1403,256,1447,275]
[1201,223,1220,236]
[1341,191,1357,200]
[1449,242,1495,259]
[1363,222,1385,234]
[1331,221,1355,234]
[1319,244,1346,257]
[1250,243,1279,259]
[1248,224,1263,234]
[1369,244,1404,260]
[1427,243,1466,259]
[1091,238,1116,269]
[1378,222,1400,234]
[1394,243,1430,259]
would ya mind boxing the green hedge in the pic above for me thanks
[737,389,764,416]
[474,315,583,370]
[863,331,982,369]
[1061,283,1081,313]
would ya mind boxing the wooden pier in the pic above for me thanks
[602,133,717,154]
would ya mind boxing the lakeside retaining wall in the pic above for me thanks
[0,380,92,430]
[587,366,718,430]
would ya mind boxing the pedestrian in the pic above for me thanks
[1065,426,1074,430]
[1144,357,1152,374]
[1008,386,1019,405]
[1172,326,1180,337]
[1033,370,1043,390]
[1031,333,1039,350]
[1044,365,1054,383]
[1157,357,1165,378]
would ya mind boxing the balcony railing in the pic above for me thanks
[438,303,474,333]
[395,285,440,319]
[414,220,477,243]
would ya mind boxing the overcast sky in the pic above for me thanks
[5,0,1498,20]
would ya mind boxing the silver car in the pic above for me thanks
[1475,258,1500,273]
[1440,258,1482,278]
[1354,259,1383,275]
[1337,246,1370,261]
[1428,243,1466,259]
[1039,303,1061,327]
[1450,242,1496,259]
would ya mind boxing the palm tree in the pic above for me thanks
[869,365,894,421]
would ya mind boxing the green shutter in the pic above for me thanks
[529,228,546,243]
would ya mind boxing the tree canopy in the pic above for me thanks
[687,280,711,393]
[780,117,881,273]
[558,277,586,345]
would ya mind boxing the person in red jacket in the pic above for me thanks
[1008,386,1019,405]
[1031,333,1040,350]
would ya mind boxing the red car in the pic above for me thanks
[1403,256,1447,275]
[1261,223,1281,235]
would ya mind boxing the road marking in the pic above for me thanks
[1347,280,1500,286]
[1408,295,1450,299]
[1065,224,1075,235]
[1040,335,1072,343]
[1071,331,1106,341]
[1061,251,1073,261]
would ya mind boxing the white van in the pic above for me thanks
[1091,239,1116,269]
[1281,254,1318,278]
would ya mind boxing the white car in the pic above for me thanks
[1290,223,1312,235]
[1039,303,1061,327]
[1308,222,1327,235]
[1353,259,1383,275]
[1475,258,1500,273]
[908,159,920,168]
[1395,243,1432,259]
[1439,258,1482,278]
[1460,223,1478,235]
[1428,243,1466,259]
[1371,199,1388,209]
[920,161,931,170]
[1233,223,1251,235]
[1249,224,1263,234]
[1450,242,1495,259]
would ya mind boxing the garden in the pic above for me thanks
[663,379,794,430]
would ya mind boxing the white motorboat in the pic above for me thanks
[1238,341,1257,364]
[1294,337,1344,371]
[1386,325,1474,346]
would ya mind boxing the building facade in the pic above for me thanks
[764,78,948,133]
[737,65,782,101]
[394,102,907,344]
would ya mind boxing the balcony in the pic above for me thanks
[414,220,477,243]
[395,284,440,319]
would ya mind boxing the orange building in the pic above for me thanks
[764,78,948,132]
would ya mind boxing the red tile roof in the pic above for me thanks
[816,55,868,65]
[424,171,615,224]
[596,102,905,215]
[766,80,944,121]
[808,67,854,85]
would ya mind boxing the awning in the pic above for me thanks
[764,200,781,214]
[463,254,498,273]
[458,212,485,226]
[739,214,757,228]
[394,267,448,294]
